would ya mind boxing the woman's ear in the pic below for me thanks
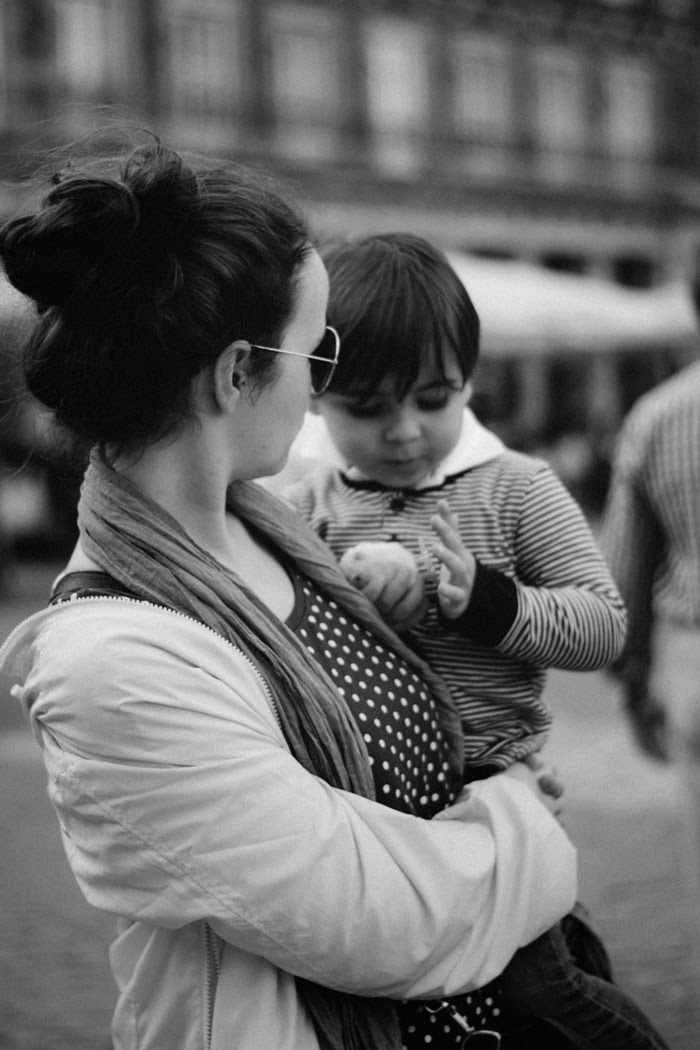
[462,380,473,405]
[213,341,251,412]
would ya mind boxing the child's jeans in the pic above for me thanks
[500,906,669,1049]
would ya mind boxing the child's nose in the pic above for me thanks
[384,406,421,442]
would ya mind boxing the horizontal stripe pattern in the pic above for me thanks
[288,449,626,769]
[601,360,700,682]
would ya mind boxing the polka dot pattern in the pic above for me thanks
[287,572,509,1043]
[399,983,505,1047]
[290,578,453,818]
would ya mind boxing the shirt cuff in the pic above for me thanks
[439,560,518,646]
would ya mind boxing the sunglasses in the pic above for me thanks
[249,325,340,395]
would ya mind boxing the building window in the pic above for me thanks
[267,3,341,160]
[612,255,655,288]
[167,0,242,116]
[541,253,587,275]
[450,33,513,142]
[55,0,131,96]
[604,56,654,158]
[533,46,587,153]
[364,17,430,174]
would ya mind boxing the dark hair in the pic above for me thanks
[321,232,480,399]
[0,132,311,450]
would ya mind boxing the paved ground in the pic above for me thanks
[0,560,699,1049]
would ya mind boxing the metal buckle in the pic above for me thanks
[423,1000,502,1048]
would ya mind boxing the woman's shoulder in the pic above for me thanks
[2,593,218,656]
[0,598,278,734]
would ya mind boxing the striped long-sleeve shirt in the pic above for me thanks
[601,359,700,690]
[287,445,626,773]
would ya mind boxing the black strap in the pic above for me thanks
[50,570,141,606]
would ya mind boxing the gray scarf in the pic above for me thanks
[78,450,464,1050]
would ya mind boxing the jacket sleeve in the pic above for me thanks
[471,466,627,671]
[18,604,576,999]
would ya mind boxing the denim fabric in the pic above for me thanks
[500,909,669,1049]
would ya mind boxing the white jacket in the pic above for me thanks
[0,598,576,1050]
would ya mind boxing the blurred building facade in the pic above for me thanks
[2,0,700,281]
[1,0,700,545]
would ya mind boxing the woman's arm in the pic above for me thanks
[13,602,576,999]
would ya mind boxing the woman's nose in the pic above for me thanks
[384,406,421,442]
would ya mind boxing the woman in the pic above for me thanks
[0,135,575,1050]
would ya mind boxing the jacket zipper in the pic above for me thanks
[204,922,223,1049]
[4,595,287,1049]
[1,594,284,731]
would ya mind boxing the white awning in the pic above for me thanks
[446,252,698,356]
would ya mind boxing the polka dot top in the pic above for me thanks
[286,571,454,817]
[286,569,509,1044]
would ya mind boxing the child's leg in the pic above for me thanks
[500,913,670,1049]
[559,904,613,982]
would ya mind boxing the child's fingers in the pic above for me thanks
[437,581,469,620]
[437,581,467,605]
[357,575,385,603]
[417,536,436,580]
[433,542,472,588]
[376,569,418,612]
[431,515,467,563]
[387,580,428,628]
[436,499,459,530]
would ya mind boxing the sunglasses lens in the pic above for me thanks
[310,327,339,394]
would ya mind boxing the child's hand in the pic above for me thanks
[430,500,476,621]
[339,542,428,632]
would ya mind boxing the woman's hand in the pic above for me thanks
[433,755,565,826]
[503,756,565,821]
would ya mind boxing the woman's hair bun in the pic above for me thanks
[121,141,199,253]
[0,139,199,309]
[1,131,309,450]
[0,177,140,308]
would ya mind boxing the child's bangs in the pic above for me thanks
[331,283,455,400]
[389,290,459,399]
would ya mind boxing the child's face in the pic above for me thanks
[316,352,471,488]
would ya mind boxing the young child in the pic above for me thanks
[285,232,669,1050]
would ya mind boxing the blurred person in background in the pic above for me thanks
[602,253,700,989]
